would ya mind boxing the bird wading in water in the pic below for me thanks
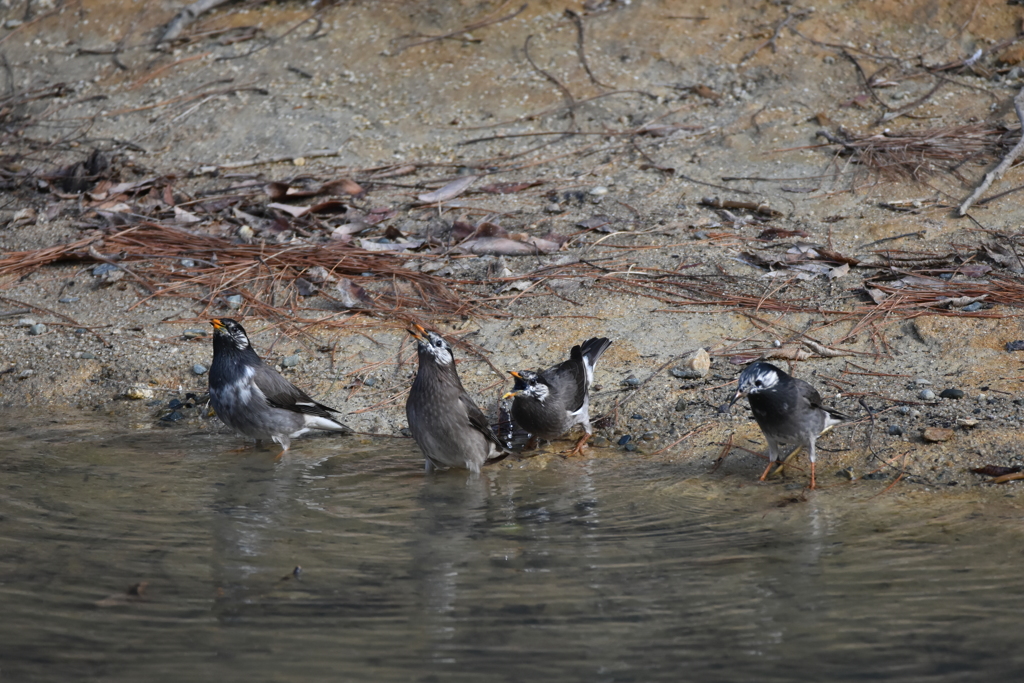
[208,318,350,457]
[405,324,509,473]
[503,337,611,456]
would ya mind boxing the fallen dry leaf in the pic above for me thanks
[416,175,477,203]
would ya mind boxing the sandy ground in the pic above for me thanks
[3,0,1024,489]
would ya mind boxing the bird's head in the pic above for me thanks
[502,370,549,403]
[210,318,252,352]
[730,361,783,406]
[408,324,454,366]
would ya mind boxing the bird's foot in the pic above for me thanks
[758,460,778,482]
[808,462,817,490]
[562,434,591,458]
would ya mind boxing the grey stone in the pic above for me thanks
[282,354,300,368]
[192,364,207,375]
[28,324,45,335]
[918,389,936,400]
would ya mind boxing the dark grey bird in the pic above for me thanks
[503,337,612,456]
[208,318,350,456]
[405,324,509,473]
[730,361,851,489]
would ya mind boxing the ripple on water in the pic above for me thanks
[3,408,1024,681]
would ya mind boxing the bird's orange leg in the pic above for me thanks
[809,461,817,490]
[759,460,777,482]
[565,433,591,458]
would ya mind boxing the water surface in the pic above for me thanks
[2,410,1023,681]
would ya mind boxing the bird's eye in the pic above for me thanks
[754,380,762,387]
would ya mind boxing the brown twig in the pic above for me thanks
[959,86,1024,215]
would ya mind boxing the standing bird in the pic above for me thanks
[503,337,612,456]
[730,361,851,489]
[208,318,350,456]
[405,325,509,473]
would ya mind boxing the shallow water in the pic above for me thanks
[2,410,1024,682]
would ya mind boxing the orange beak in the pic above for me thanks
[502,370,524,399]
[211,318,225,331]
[407,323,427,341]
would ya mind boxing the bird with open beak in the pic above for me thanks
[405,324,508,473]
[503,337,611,456]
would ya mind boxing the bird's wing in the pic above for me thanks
[800,382,853,422]
[252,364,339,418]
[459,390,508,451]
[545,349,589,413]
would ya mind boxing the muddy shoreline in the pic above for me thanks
[3,0,1024,491]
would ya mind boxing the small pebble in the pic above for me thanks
[962,302,983,312]
[399,428,413,437]
[693,231,709,240]
[918,389,936,400]
[92,263,118,277]
[913,378,932,386]
[28,323,45,335]
[192,364,207,375]
[281,354,300,368]
[180,259,195,268]
[1006,340,1024,352]
[363,377,377,387]
[670,350,712,380]
[590,436,612,447]
[17,369,33,379]
[589,185,608,196]
[80,351,96,360]
[618,434,632,446]
[939,388,964,399]
[887,425,904,436]
[182,329,207,339]
[922,427,954,443]
[146,399,164,407]
[624,443,637,452]
[161,411,184,422]
[168,399,184,409]
[226,294,244,309]
[641,431,656,440]
[59,296,79,303]
[123,386,155,400]
[630,413,643,420]
[898,406,910,415]
[75,328,87,335]
[545,203,562,213]
[622,375,641,387]
[718,402,732,414]
[675,397,687,412]
[17,317,36,327]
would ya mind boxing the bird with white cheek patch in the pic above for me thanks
[503,337,611,456]
[405,324,509,473]
[729,361,852,489]
[208,318,350,457]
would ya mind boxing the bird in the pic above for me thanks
[729,361,851,489]
[405,324,509,473]
[503,337,612,456]
[208,318,351,456]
